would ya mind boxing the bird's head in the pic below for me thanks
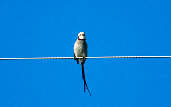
[78,32,86,40]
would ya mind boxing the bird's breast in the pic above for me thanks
[74,40,87,57]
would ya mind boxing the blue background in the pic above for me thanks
[0,0,171,107]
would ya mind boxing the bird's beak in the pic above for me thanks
[79,35,86,40]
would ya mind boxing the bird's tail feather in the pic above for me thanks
[81,63,91,96]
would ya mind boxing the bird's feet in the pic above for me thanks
[74,55,79,64]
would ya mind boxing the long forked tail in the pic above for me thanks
[81,63,91,96]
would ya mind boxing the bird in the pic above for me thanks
[74,32,91,96]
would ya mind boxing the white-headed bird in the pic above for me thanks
[74,32,91,96]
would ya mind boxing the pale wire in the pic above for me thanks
[0,56,171,60]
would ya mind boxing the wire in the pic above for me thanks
[0,57,74,60]
[87,56,171,58]
[0,56,171,60]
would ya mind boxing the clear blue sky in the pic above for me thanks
[0,0,171,107]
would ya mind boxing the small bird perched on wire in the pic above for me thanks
[74,32,91,96]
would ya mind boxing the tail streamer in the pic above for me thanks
[81,63,91,96]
